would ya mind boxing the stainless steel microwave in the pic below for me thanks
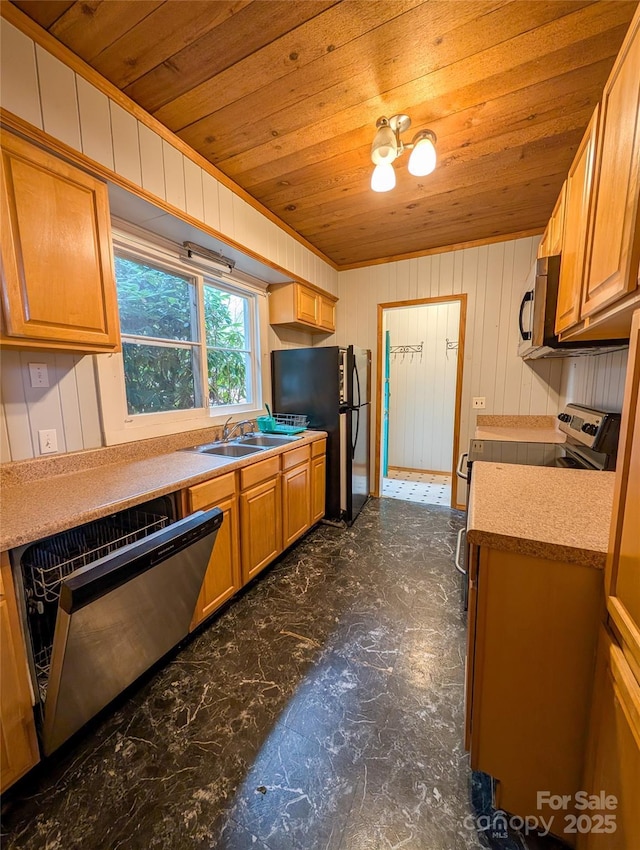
[517,255,627,359]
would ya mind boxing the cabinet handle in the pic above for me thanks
[456,452,469,480]
[519,289,534,341]
[454,527,467,575]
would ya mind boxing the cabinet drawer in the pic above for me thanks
[282,444,311,471]
[311,438,327,457]
[240,455,280,490]
[188,472,236,511]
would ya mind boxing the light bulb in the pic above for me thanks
[408,134,437,176]
[371,122,398,165]
[371,162,396,192]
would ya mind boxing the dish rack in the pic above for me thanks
[256,413,309,434]
[22,509,169,604]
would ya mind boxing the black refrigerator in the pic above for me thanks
[272,346,371,524]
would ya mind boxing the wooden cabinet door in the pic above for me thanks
[318,296,335,332]
[311,454,326,523]
[0,131,120,352]
[578,630,640,850]
[606,309,640,671]
[556,110,599,334]
[190,494,240,630]
[240,475,281,583]
[582,14,640,317]
[282,461,311,548]
[295,285,318,325]
[539,181,566,259]
[0,554,39,792]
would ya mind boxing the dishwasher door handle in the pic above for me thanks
[454,527,467,575]
[456,452,469,480]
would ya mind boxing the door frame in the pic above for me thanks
[374,294,467,509]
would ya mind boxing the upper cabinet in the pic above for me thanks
[0,131,121,353]
[550,9,640,342]
[537,181,566,260]
[555,110,599,335]
[582,17,640,319]
[269,281,337,334]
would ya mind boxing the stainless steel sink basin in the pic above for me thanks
[183,441,265,457]
[241,434,302,447]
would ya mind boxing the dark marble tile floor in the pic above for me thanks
[1,498,567,850]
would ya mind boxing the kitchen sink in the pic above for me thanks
[182,441,266,457]
[241,434,302,447]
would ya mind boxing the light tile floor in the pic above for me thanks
[382,468,452,506]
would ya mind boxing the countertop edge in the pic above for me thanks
[466,529,607,570]
[1,431,327,551]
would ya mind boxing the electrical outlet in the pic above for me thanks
[38,429,58,454]
[471,440,484,452]
[472,397,486,409]
[29,362,49,388]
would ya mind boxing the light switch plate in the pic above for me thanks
[472,397,486,409]
[38,429,58,454]
[29,362,49,388]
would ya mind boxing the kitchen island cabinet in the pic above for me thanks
[185,472,241,630]
[0,130,120,353]
[0,552,39,792]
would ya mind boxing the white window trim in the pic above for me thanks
[96,227,271,446]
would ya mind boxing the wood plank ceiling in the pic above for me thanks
[10,0,639,268]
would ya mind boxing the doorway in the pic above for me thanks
[375,296,466,509]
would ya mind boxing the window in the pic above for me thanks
[98,230,266,443]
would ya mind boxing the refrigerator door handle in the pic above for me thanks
[353,357,361,408]
[352,406,360,458]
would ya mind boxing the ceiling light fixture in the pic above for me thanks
[370,115,437,192]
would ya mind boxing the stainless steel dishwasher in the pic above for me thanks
[10,495,222,755]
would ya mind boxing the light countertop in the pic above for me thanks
[474,414,565,444]
[467,462,615,568]
[0,431,326,551]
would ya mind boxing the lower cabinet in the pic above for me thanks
[240,455,282,584]
[186,473,241,630]
[0,553,39,792]
[184,439,327,625]
[466,545,603,846]
[578,628,640,850]
[282,444,311,549]
[311,441,327,524]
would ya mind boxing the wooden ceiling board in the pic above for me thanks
[215,6,630,182]
[47,1,166,64]
[150,0,425,130]
[8,0,639,267]
[247,70,605,209]
[11,0,74,28]
[124,1,340,114]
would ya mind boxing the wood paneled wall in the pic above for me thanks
[0,18,338,292]
[385,301,461,474]
[0,351,101,462]
[0,18,336,461]
[329,236,565,507]
[560,348,628,412]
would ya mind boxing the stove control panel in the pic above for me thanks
[557,403,621,453]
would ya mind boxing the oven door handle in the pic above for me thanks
[456,452,469,480]
[454,527,467,575]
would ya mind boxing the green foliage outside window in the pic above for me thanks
[115,255,251,415]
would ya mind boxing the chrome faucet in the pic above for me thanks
[222,417,253,441]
